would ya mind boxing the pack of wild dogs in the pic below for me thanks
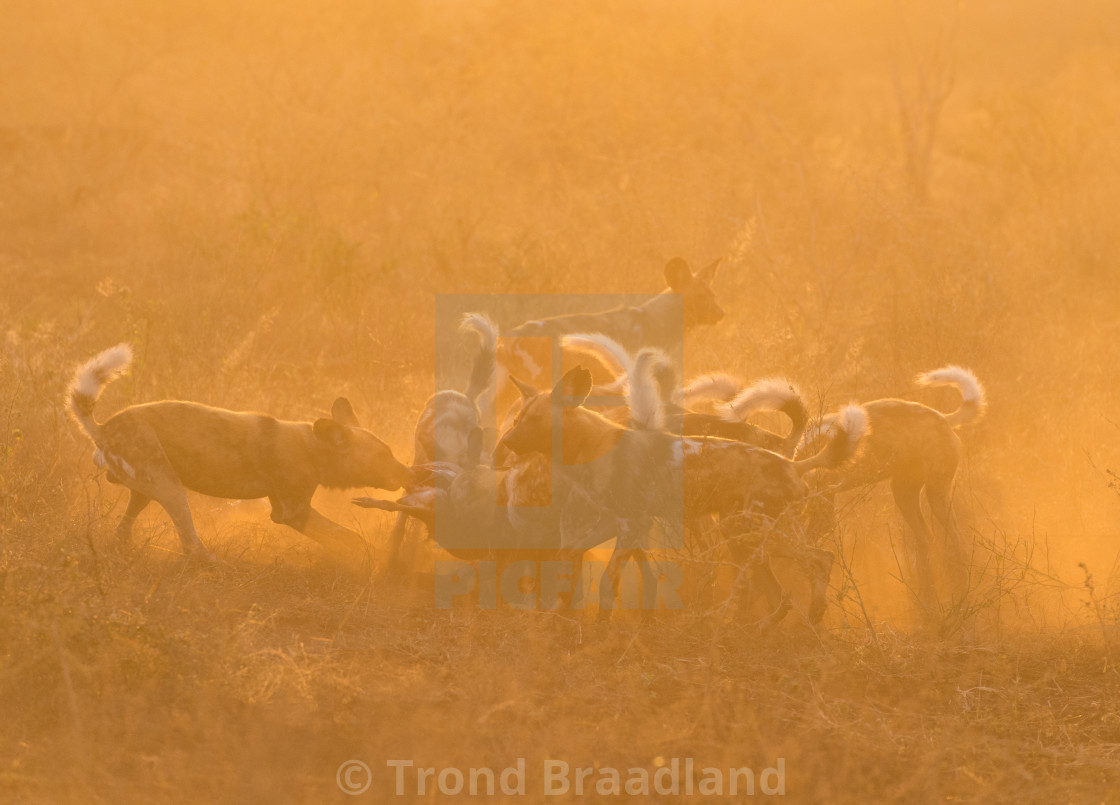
[67,257,985,626]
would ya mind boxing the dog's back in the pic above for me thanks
[102,401,317,499]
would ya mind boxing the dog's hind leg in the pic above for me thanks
[926,475,969,595]
[116,490,150,543]
[98,421,213,560]
[151,481,213,560]
[890,476,936,607]
[925,475,958,541]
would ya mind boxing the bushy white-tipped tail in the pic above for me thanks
[72,344,132,399]
[720,377,810,455]
[460,313,498,407]
[68,344,133,441]
[721,377,807,423]
[561,333,632,386]
[680,373,742,407]
[915,365,986,427]
[629,349,671,430]
[459,312,497,357]
[794,403,868,473]
[835,404,869,444]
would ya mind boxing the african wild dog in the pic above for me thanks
[795,366,986,602]
[67,344,411,561]
[505,256,723,350]
[495,257,724,408]
[499,358,869,624]
[382,314,498,571]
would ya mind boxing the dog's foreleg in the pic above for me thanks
[597,540,646,622]
[803,492,837,544]
[765,539,835,625]
[557,550,586,610]
[724,529,793,629]
[293,506,373,567]
[270,496,368,555]
[745,558,792,630]
[597,543,627,621]
[804,547,834,624]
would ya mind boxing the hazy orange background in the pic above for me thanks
[3,1,1120,801]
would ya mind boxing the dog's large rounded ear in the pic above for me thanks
[695,256,721,284]
[314,418,351,451]
[553,366,593,406]
[664,257,694,291]
[510,375,537,400]
[331,397,361,427]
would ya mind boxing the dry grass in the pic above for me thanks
[3,0,1120,801]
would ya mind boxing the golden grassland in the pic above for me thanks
[2,1,1120,801]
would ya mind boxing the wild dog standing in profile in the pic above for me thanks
[382,313,498,571]
[67,344,412,561]
[495,257,724,410]
[499,359,868,624]
[794,366,987,603]
[505,257,724,351]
